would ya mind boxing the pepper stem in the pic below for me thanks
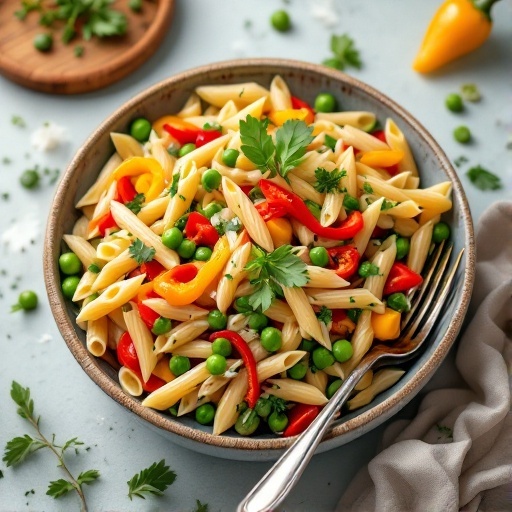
[471,0,500,18]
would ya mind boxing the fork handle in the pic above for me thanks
[237,359,374,512]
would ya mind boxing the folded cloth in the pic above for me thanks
[337,201,512,512]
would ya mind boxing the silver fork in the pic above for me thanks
[238,242,464,512]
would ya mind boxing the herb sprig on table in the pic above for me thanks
[2,381,100,510]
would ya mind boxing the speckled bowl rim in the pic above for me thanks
[44,58,475,455]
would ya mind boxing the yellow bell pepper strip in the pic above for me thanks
[413,0,500,73]
[111,157,165,202]
[153,236,231,306]
[152,115,200,140]
[371,308,401,341]
[269,108,315,126]
[359,149,404,168]
[266,217,293,247]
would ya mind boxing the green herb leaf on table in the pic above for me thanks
[244,245,309,312]
[313,167,346,194]
[129,238,156,265]
[194,500,209,512]
[3,435,46,467]
[47,479,75,499]
[466,165,502,191]
[77,469,101,486]
[127,459,177,500]
[323,34,362,71]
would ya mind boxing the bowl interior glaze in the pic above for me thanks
[44,59,475,461]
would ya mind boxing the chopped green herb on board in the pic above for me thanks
[466,165,502,191]
[323,34,362,71]
[127,459,176,500]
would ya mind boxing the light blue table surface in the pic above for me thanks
[1,1,511,511]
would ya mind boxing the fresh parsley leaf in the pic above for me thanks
[127,459,176,500]
[61,437,84,455]
[194,500,209,512]
[240,116,277,175]
[323,34,362,71]
[324,134,337,152]
[125,193,145,214]
[244,245,309,312]
[83,7,127,40]
[129,239,156,265]
[169,172,180,197]
[77,469,100,486]
[313,167,346,194]
[381,199,397,211]
[317,306,332,325]
[47,479,75,498]
[3,435,45,467]
[10,381,35,420]
[268,395,288,414]
[275,119,314,179]
[362,182,374,194]
[466,165,502,191]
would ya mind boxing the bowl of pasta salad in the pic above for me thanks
[44,59,474,461]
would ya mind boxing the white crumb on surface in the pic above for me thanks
[30,121,68,151]
[38,333,53,344]
[310,0,340,28]
[1,213,40,252]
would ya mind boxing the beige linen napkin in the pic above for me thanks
[338,201,512,512]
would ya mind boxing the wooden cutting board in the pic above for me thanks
[0,0,175,94]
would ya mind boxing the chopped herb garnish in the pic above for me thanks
[466,165,502,191]
[179,194,186,201]
[460,83,481,102]
[436,423,453,440]
[454,155,468,167]
[323,34,362,71]
[381,198,397,211]
[362,182,374,194]
[225,274,233,280]
[313,167,346,194]
[11,115,26,127]
[194,500,209,512]
[317,306,332,325]
[127,459,176,500]
[125,193,145,214]
[203,121,222,132]
[88,264,100,274]
[349,296,355,304]
[74,45,84,57]
[244,245,309,312]
[2,157,12,164]
[168,172,180,197]
[129,239,155,265]
[1,193,9,201]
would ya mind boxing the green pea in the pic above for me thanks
[203,201,223,219]
[260,327,282,352]
[445,93,464,113]
[151,317,172,335]
[234,296,253,314]
[387,292,410,313]
[20,170,40,189]
[395,237,410,260]
[453,125,471,144]
[174,215,189,231]
[34,33,53,52]
[235,408,260,436]
[195,403,215,425]
[208,309,227,330]
[61,276,80,300]
[299,338,318,352]
[201,168,222,192]
[177,239,196,259]
[255,398,272,419]
[248,187,264,202]
[432,221,451,243]
[332,339,353,363]
[17,290,38,311]
[304,199,321,220]
[248,312,268,331]
[221,149,240,168]
[268,410,288,433]
[358,261,380,278]
[162,227,184,250]
[59,252,82,275]
[169,355,190,377]
[314,93,337,113]
[178,143,196,157]
[309,246,329,267]
[194,246,212,261]
[270,9,291,32]
[347,308,361,324]
[288,362,308,380]
[312,346,335,370]
[129,117,152,142]
[343,194,360,212]
[212,337,232,357]
[206,354,227,375]
[326,379,343,399]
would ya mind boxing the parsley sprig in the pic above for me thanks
[3,381,99,509]
[317,306,332,325]
[314,167,347,194]
[240,115,314,180]
[125,193,145,214]
[323,34,362,71]
[127,459,176,500]
[466,165,502,191]
[244,245,309,312]
[129,238,156,265]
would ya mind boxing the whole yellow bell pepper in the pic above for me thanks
[153,236,231,306]
[413,0,499,73]
[111,157,165,202]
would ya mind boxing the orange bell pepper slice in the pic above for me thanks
[268,108,314,126]
[359,150,404,168]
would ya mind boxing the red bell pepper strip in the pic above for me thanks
[259,179,364,240]
[163,123,200,145]
[209,330,260,409]
[291,95,315,119]
[283,404,321,437]
[254,200,288,221]
[185,211,220,246]
[140,260,166,281]
[138,302,160,331]
[95,211,118,237]
[195,129,222,148]
[327,245,361,279]
[117,176,138,203]
[383,262,423,295]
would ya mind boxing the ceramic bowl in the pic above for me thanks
[44,59,475,461]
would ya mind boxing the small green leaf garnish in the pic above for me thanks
[466,165,502,191]
[129,239,156,265]
[323,34,362,71]
[460,83,481,102]
[317,306,332,325]
[125,193,145,214]
[362,182,374,194]
[127,459,177,500]
[313,167,346,194]
[169,172,180,197]
[381,198,398,211]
